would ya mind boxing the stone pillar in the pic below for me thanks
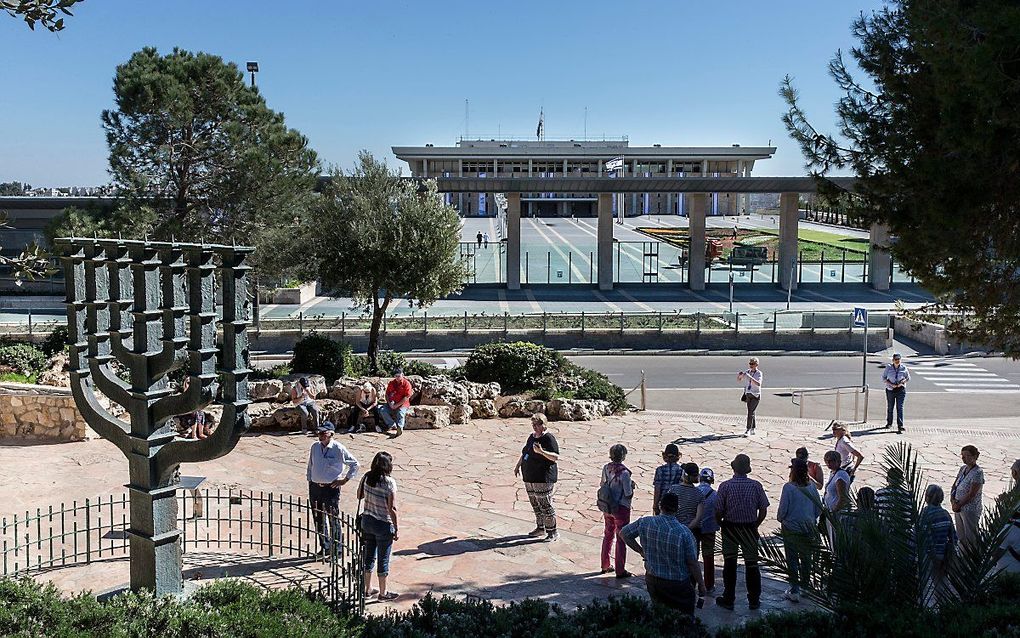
[779,192,799,291]
[688,193,708,291]
[506,193,522,290]
[868,223,892,290]
[597,193,614,290]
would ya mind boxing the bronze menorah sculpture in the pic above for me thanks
[56,237,252,595]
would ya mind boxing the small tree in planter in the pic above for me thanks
[305,152,468,373]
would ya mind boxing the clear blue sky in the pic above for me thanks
[1,0,882,186]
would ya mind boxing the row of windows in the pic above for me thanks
[426,159,745,175]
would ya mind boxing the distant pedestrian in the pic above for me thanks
[179,378,210,439]
[918,484,957,590]
[732,225,738,240]
[619,492,707,616]
[514,414,560,542]
[476,231,483,247]
[291,376,321,435]
[823,450,851,548]
[599,444,635,578]
[345,382,378,434]
[831,422,863,482]
[667,462,706,528]
[692,467,719,593]
[777,458,823,602]
[795,447,825,490]
[950,445,985,548]
[378,369,413,438]
[482,231,490,248]
[882,353,910,433]
[652,444,683,515]
[306,422,359,555]
[737,357,763,436]
[714,454,769,611]
[357,451,399,601]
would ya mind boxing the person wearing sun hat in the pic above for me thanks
[713,454,769,611]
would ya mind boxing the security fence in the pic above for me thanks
[0,490,364,612]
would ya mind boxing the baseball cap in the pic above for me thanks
[892,353,902,360]
[699,467,715,482]
[316,421,335,433]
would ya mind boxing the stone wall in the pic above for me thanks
[0,382,87,442]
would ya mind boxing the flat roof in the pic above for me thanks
[393,145,776,160]
[430,176,855,194]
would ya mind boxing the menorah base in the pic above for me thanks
[127,483,183,596]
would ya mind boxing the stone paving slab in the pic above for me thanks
[1,411,1016,630]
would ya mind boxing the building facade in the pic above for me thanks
[392,139,776,217]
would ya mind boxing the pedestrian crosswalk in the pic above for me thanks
[904,356,1020,393]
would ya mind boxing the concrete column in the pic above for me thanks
[506,193,522,290]
[868,223,892,290]
[779,192,799,291]
[597,193,615,290]
[688,193,708,291]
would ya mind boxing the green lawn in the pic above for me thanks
[636,227,869,262]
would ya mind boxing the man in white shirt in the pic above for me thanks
[881,353,910,433]
[306,421,359,554]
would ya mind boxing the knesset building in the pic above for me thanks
[393,139,775,218]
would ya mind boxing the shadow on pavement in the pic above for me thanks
[394,534,542,560]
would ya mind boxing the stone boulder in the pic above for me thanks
[450,403,472,425]
[404,405,450,430]
[37,352,70,388]
[248,402,279,429]
[327,377,387,405]
[497,400,547,419]
[274,399,350,431]
[463,381,501,401]
[418,375,469,407]
[248,379,285,402]
[546,398,612,422]
[279,374,328,401]
[468,399,497,419]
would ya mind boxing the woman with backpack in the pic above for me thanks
[777,458,823,602]
[599,444,635,578]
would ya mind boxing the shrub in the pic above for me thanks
[463,341,565,392]
[290,332,353,383]
[0,342,46,376]
[403,359,443,377]
[248,363,291,381]
[375,350,407,376]
[570,366,629,412]
[40,325,69,357]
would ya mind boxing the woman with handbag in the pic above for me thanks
[737,357,763,436]
[357,451,399,601]
[777,458,823,602]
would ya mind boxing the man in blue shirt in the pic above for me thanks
[619,492,707,615]
[882,353,910,433]
[306,421,359,553]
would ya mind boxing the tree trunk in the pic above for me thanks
[367,290,392,374]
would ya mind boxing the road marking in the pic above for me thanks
[944,388,1020,393]
[526,219,587,282]
[524,289,542,313]
[594,290,623,313]
[618,289,656,313]
[931,382,1020,388]
[497,289,509,314]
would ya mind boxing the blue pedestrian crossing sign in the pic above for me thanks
[852,307,868,328]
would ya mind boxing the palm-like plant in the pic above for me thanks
[758,442,1020,613]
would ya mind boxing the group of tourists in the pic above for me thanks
[290,369,414,438]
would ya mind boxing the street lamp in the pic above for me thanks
[246,61,259,87]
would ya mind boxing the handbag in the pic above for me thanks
[740,392,748,403]
[355,476,366,533]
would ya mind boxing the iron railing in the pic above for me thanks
[1,489,363,612]
[791,384,871,423]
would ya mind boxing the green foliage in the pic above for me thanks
[2,0,82,32]
[0,181,29,195]
[570,365,629,412]
[101,47,319,281]
[248,363,291,381]
[43,203,148,247]
[0,372,37,384]
[290,332,352,383]
[305,153,468,371]
[0,341,46,376]
[39,325,68,357]
[0,577,360,637]
[403,358,442,378]
[463,341,565,392]
[780,1,1020,355]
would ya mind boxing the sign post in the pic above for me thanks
[728,272,734,313]
[853,307,869,386]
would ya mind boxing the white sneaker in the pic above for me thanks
[749,428,756,436]
[783,589,799,602]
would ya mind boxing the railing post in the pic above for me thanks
[696,312,701,336]
[268,494,274,557]
[820,250,825,283]
[28,309,33,337]
[810,312,816,334]
[383,312,387,333]
[581,311,585,336]
[735,311,739,334]
[658,311,663,334]
[503,312,508,335]
[423,311,428,335]
[568,252,573,284]
[841,249,847,283]
[542,312,547,336]
[84,498,90,564]
[464,311,468,335]
[773,311,778,334]
[619,311,624,334]
[640,370,647,411]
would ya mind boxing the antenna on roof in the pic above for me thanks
[465,99,469,139]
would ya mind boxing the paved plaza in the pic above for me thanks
[2,409,1015,630]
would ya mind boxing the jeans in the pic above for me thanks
[694,529,716,590]
[297,400,320,433]
[378,405,408,432]
[645,573,696,615]
[720,522,761,604]
[782,525,817,594]
[362,513,395,575]
[308,482,341,552]
[885,388,905,429]
[601,507,631,575]
[744,394,759,431]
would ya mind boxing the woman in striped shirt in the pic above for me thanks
[358,451,399,601]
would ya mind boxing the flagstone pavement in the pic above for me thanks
[1,411,1016,631]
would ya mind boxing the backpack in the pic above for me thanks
[597,465,628,514]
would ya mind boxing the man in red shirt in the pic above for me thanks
[378,368,413,437]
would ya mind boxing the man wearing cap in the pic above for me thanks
[378,368,414,438]
[693,467,719,593]
[882,353,910,433]
[306,421,360,554]
[714,454,769,611]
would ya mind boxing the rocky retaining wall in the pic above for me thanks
[0,382,87,442]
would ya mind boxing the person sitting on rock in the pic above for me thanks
[179,377,211,439]
[291,376,320,436]
[378,369,413,438]
[346,382,379,434]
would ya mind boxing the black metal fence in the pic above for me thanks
[1,490,364,612]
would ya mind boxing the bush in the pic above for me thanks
[463,341,565,392]
[290,332,353,382]
[403,359,443,377]
[570,365,629,412]
[0,342,46,376]
[40,325,69,357]
[248,363,292,381]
